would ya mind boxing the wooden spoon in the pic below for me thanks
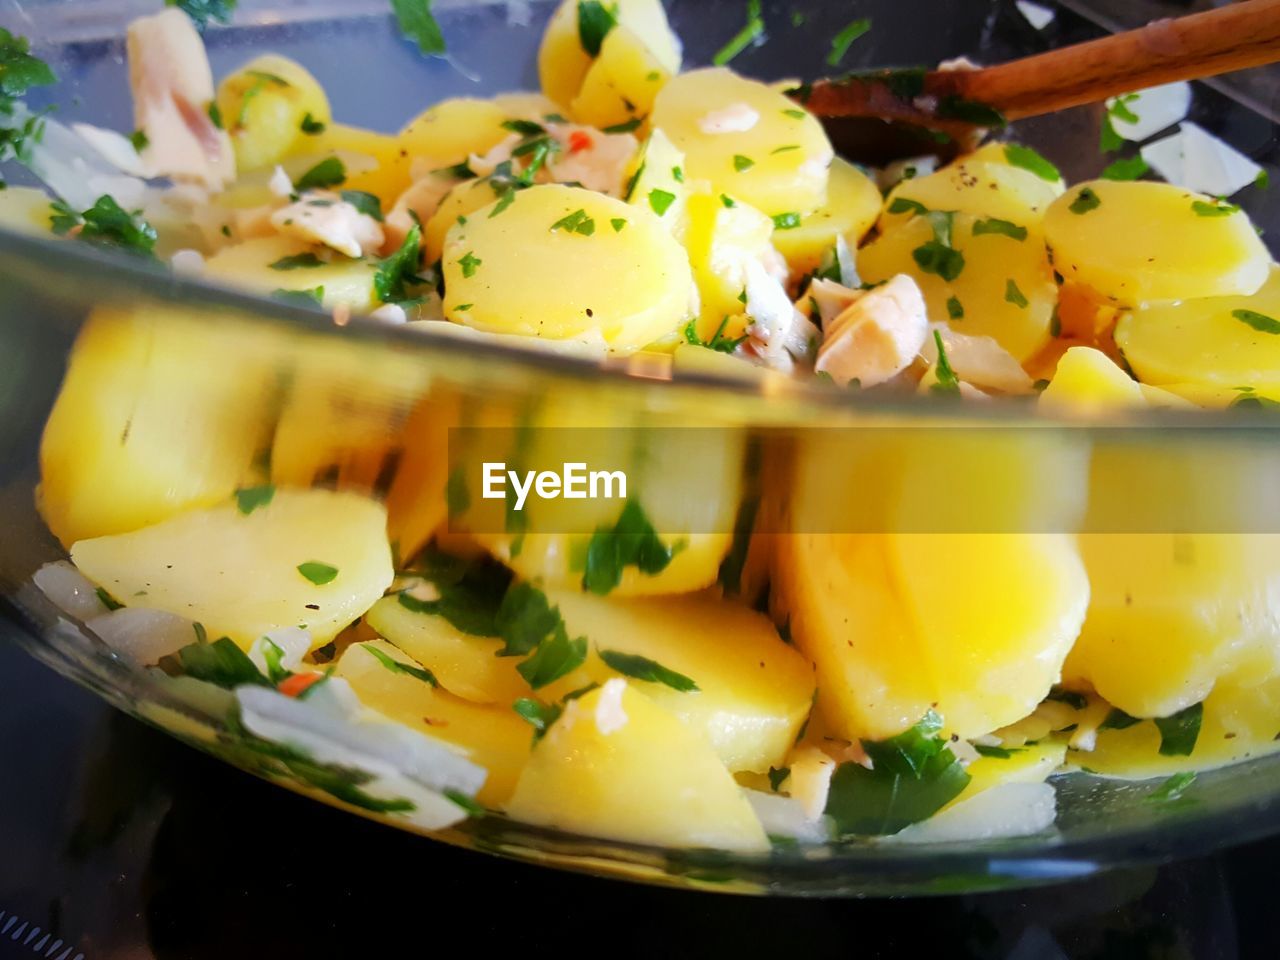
[793,0,1280,164]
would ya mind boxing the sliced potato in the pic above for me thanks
[879,160,1060,234]
[506,681,769,849]
[399,97,510,167]
[215,54,332,171]
[946,739,1066,810]
[571,26,671,131]
[39,309,270,546]
[652,68,834,217]
[203,235,379,311]
[1114,266,1280,390]
[1044,180,1270,305]
[682,188,773,341]
[624,127,690,235]
[440,184,694,351]
[964,142,1066,193]
[297,122,412,206]
[858,212,1058,362]
[424,177,504,266]
[771,158,881,277]
[0,185,54,236]
[335,639,531,805]
[70,489,393,646]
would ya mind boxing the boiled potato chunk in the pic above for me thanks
[858,212,1058,361]
[1064,535,1280,718]
[682,188,773,340]
[1044,180,1270,305]
[1114,266,1280,391]
[335,640,531,805]
[70,489,393,646]
[550,590,815,772]
[216,55,332,172]
[946,739,1066,810]
[652,68,834,217]
[571,26,671,131]
[780,533,1089,741]
[0,185,54,235]
[441,184,694,351]
[204,235,379,311]
[771,158,881,277]
[424,177,504,265]
[298,122,412,205]
[399,97,509,166]
[964,142,1066,193]
[39,309,269,546]
[363,594,529,707]
[1039,346,1190,413]
[538,0,681,109]
[879,160,1060,234]
[625,128,689,234]
[506,681,768,850]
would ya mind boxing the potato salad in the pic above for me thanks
[6,0,1280,851]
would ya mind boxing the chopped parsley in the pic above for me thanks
[648,188,675,216]
[95,586,124,611]
[129,129,149,152]
[1191,198,1240,217]
[1256,169,1270,191]
[772,211,801,230]
[516,624,587,689]
[268,252,324,270]
[972,217,1027,241]
[207,101,223,129]
[582,499,679,595]
[1100,94,1138,153]
[912,211,965,281]
[671,165,684,182]
[1002,143,1059,182]
[577,1,618,56]
[1099,707,1141,731]
[733,154,755,172]
[165,1,237,31]
[720,193,737,208]
[297,561,339,586]
[457,250,482,277]
[299,112,326,134]
[340,189,384,221]
[391,0,446,57]
[1005,278,1029,308]
[718,495,758,596]
[1101,155,1149,181]
[514,698,562,740]
[827,18,871,67]
[1068,186,1101,214]
[364,644,438,687]
[930,330,960,396]
[935,96,1006,128]
[783,108,807,119]
[973,744,1023,759]
[374,223,425,304]
[946,295,964,320]
[271,286,324,307]
[49,195,159,259]
[549,208,595,235]
[684,315,746,354]
[176,636,271,689]
[293,156,346,191]
[494,582,560,657]
[771,144,800,155]
[1155,702,1203,757]
[888,196,929,217]
[1147,771,1196,804]
[234,484,276,514]
[1234,309,1280,335]
[1049,306,1062,337]
[1047,688,1088,710]
[598,648,699,692]
[603,116,643,134]
[501,118,545,137]
[824,711,971,836]
[768,766,790,791]
[435,160,476,180]
[622,159,645,202]
[610,217,627,232]
[713,0,765,67]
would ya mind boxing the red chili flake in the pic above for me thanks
[278,672,324,698]
[568,130,593,154]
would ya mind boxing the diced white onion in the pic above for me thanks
[1107,82,1191,143]
[1142,121,1265,198]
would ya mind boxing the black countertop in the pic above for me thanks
[1,640,1277,960]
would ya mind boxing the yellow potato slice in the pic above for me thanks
[1039,345,1190,413]
[203,235,380,311]
[424,177,503,266]
[1044,180,1271,305]
[39,308,270,546]
[1114,266,1280,390]
[399,97,509,166]
[215,54,332,172]
[963,142,1066,193]
[440,183,694,351]
[506,681,768,849]
[652,67,834,217]
[297,122,412,206]
[946,740,1067,809]
[0,185,54,236]
[771,158,881,277]
[571,26,672,130]
[335,639,531,805]
[879,160,1060,234]
[682,188,773,341]
[70,489,393,646]
[624,127,690,234]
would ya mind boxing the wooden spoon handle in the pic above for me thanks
[942,0,1280,121]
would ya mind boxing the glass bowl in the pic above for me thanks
[1,0,1278,895]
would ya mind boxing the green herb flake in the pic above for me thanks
[374,223,424,304]
[648,188,676,216]
[457,250,482,277]
[733,154,755,172]
[95,586,124,611]
[824,710,971,836]
[166,1,238,31]
[0,27,57,98]
[1099,707,1141,731]
[610,217,627,232]
[888,196,929,216]
[720,193,737,208]
[128,129,149,152]
[598,648,699,692]
[293,156,346,191]
[1069,186,1102,214]
[1147,771,1196,804]
[972,217,1028,241]
[1101,155,1149,181]
[1002,143,1060,182]
[713,0,765,67]
[271,286,324,307]
[772,211,801,230]
[514,698,562,740]
[1192,198,1240,217]
[50,196,159,258]
[582,499,679,595]
[297,561,339,586]
[364,644,438,687]
[1155,702,1203,757]
[936,96,1006,128]
[912,240,965,281]
[1005,278,1029,308]
[684,315,746,354]
[827,18,871,67]
[177,635,271,688]
[603,116,643,134]
[443,788,485,816]
[973,744,1023,759]
[391,0,446,57]
[493,581,560,657]
[931,330,960,396]
[299,112,326,134]
[340,189,384,221]
[783,108,807,120]
[234,484,275,514]
[768,766,790,791]
[268,252,324,271]
[549,208,596,236]
[207,101,223,129]
[1255,169,1270,191]
[501,118,545,137]
[516,624,588,689]
[1234,309,1280,335]
[946,296,964,320]
[577,0,618,57]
